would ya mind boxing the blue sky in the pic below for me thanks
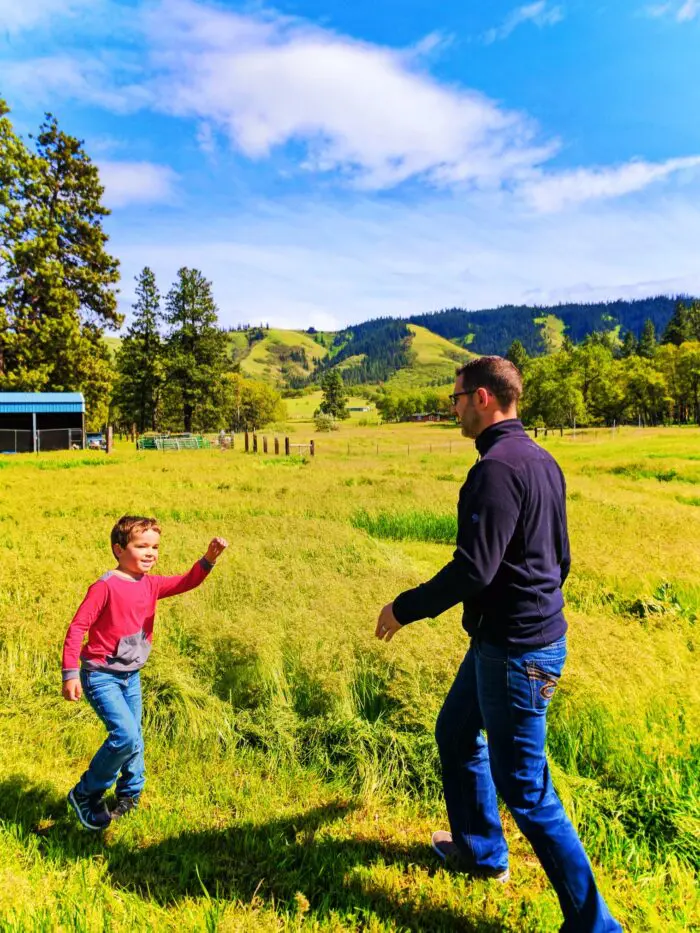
[1,0,699,330]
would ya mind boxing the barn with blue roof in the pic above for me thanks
[0,392,85,453]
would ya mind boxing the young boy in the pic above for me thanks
[62,515,227,830]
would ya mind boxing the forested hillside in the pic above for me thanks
[409,296,687,356]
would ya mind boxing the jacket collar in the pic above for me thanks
[475,418,526,456]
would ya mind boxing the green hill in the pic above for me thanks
[236,329,329,385]
[384,324,474,390]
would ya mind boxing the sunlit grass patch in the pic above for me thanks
[351,508,457,543]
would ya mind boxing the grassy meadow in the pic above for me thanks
[0,423,699,932]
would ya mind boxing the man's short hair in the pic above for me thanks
[111,515,161,552]
[456,356,523,410]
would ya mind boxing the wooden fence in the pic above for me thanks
[243,433,315,457]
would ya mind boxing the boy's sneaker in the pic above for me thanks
[110,796,139,820]
[431,830,510,883]
[67,787,111,831]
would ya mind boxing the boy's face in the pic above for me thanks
[114,528,161,574]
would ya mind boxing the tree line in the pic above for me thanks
[114,267,286,433]
[0,101,284,434]
[514,307,700,427]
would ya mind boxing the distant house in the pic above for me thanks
[0,393,85,453]
[409,412,452,423]
[348,406,371,412]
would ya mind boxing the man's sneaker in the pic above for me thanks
[67,787,111,831]
[110,796,139,820]
[431,830,510,883]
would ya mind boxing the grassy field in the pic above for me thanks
[0,424,699,931]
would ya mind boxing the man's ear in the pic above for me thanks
[476,387,491,408]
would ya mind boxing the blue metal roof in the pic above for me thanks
[0,392,85,414]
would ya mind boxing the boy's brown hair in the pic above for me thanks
[456,356,523,410]
[111,515,161,554]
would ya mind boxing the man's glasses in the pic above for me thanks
[449,388,477,405]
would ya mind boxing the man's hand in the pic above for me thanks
[205,537,229,564]
[62,678,82,702]
[375,603,402,643]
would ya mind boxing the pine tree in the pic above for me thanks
[0,103,120,413]
[662,302,691,346]
[164,268,228,432]
[506,339,529,373]
[638,319,657,359]
[114,268,164,433]
[319,369,349,419]
[619,330,637,358]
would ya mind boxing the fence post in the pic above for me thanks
[285,437,290,456]
[560,425,563,437]
[534,426,538,438]
[274,437,279,455]
[545,427,548,438]
[253,434,258,453]
[263,436,268,454]
[106,426,114,455]
[310,439,315,457]
[244,431,249,452]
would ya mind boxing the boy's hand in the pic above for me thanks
[62,678,82,701]
[205,537,228,564]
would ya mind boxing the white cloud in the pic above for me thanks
[642,0,699,19]
[0,0,94,34]
[0,55,147,112]
[110,187,700,329]
[677,0,699,20]
[98,161,179,208]
[521,156,700,212]
[135,0,558,191]
[483,2,564,44]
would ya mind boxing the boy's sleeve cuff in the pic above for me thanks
[200,556,215,571]
[62,669,79,681]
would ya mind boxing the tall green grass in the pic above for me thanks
[0,428,699,930]
[351,508,457,543]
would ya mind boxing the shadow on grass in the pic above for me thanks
[0,774,505,932]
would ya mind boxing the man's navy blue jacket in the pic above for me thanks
[392,419,570,647]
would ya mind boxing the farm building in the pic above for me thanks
[409,412,453,422]
[0,392,85,453]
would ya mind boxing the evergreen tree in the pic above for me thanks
[619,330,637,358]
[319,369,348,419]
[164,268,228,432]
[506,339,529,373]
[114,268,164,432]
[662,302,691,346]
[638,319,657,359]
[0,102,120,414]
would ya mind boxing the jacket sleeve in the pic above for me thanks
[62,580,109,680]
[153,557,214,600]
[560,472,571,586]
[393,460,523,625]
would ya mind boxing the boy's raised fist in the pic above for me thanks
[205,537,228,564]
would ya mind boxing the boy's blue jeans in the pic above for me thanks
[76,669,145,800]
[436,635,621,933]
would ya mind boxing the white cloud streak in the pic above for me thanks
[111,191,700,329]
[98,161,179,208]
[0,0,94,34]
[483,2,564,44]
[140,0,556,191]
[522,156,700,212]
[643,0,699,19]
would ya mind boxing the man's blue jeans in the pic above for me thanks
[436,636,621,933]
[76,669,145,800]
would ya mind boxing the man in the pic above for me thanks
[375,356,621,933]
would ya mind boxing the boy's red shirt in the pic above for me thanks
[62,559,212,679]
